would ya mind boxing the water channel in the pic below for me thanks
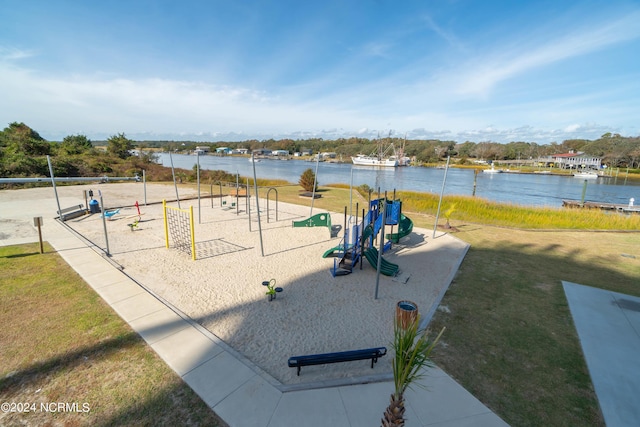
[156,153,640,208]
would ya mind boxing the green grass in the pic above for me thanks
[0,243,226,427]
[396,191,640,230]
[427,228,639,426]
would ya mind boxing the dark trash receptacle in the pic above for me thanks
[89,199,100,214]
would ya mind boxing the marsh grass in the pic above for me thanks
[0,243,225,427]
[396,191,640,230]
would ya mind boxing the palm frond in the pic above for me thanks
[392,317,445,398]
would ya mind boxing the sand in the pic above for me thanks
[0,182,468,386]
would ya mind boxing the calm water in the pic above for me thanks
[157,153,640,208]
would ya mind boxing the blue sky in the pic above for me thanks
[1,0,639,144]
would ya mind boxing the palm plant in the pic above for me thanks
[381,318,445,427]
[443,203,457,229]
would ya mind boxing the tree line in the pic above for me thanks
[2,122,640,181]
[116,133,640,168]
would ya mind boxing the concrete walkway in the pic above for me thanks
[1,195,508,427]
[563,281,640,427]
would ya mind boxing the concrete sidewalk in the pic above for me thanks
[1,194,508,427]
[563,281,640,427]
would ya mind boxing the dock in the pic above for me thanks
[562,199,640,214]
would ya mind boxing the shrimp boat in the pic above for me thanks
[351,136,409,167]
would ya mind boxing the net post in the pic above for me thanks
[163,199,169,249]
[189,205,196,260]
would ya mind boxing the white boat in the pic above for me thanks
[573,171,599,179]
[483,164,502,174]
[351,136,404,167]
[351,154,398,167]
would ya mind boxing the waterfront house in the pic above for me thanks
[251,148,271,156]
[216,147,232,155]
[271,149,290,158]
[540,151,602,170]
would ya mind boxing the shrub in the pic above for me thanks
[299,168,317,192]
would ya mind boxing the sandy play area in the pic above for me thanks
[1,183,468,386]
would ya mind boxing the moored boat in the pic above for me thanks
[351,154,398,167]
[573,171,599,179]
[483,164,502,174]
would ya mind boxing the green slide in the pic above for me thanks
[363,246,399,277]
[385,214,413,243]
[322,246,344,258]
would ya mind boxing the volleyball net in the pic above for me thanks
[163,200,196,260]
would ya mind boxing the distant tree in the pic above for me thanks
[299,168,317,192]
[107,132,134,159]
[0,122,50,156]
[59,134,93,155]
[135,143,159,164]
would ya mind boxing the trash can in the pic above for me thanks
[89,199,101,214]
[396,301,418,329]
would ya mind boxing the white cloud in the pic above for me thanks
[452,10,640,97]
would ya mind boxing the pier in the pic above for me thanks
[562,199,640,214]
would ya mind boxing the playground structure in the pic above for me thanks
[292,212,332,237]
[163,199,196,260]
[326,197,414,277]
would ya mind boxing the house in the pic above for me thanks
[231,148,249,155]
[215,147,232,155]
[251,148,271,156]
[542,151,602,170]
[271,149,290,157]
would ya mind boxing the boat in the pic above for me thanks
[483,164,502,174]
[351,153,398,167]
[573,171,599,179]
[351,135,405,167]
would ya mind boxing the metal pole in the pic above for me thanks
[169,151,181,209]
[375,198,384,300]
[251,153,265,257]
[98,190,110,256]
[197,152,201,224]
[46,156,62,220]
[310,154,320,217]
[433,156,451,239]
[236,172,239,215]
[247,178,251,232]
[580,180,588,207]
[143,169,147,205]
[349,166,354,220]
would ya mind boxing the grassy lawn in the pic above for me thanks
[0,242,226,427]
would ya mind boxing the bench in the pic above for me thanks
[230,189,247,197]
[57,204,86,221]
[288,347,387,376]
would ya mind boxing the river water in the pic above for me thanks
[156,153,640,208]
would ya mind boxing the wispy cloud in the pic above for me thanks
[0,47,34,62]
[453,10,640,97]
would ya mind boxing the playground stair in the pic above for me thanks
[332,247,360,276]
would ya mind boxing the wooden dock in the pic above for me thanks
[562,200,640,214]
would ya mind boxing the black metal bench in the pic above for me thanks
[288,347,387,376]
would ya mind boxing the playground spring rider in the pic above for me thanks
[262,279,283,301]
